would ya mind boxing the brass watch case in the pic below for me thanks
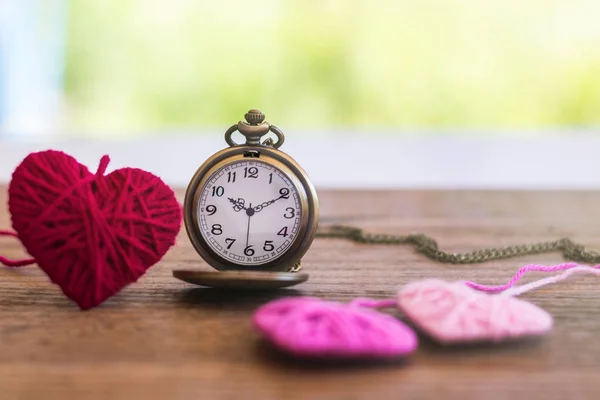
[183,144,319,272]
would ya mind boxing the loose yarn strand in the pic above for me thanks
[464,262,582,293]
[501,265,600,297]
[349,298,398,309]
[0,230,36,267]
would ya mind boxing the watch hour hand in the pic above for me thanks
[228,197,247,212]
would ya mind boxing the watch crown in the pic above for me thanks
[224,108,284,149]
[244,109,265,125]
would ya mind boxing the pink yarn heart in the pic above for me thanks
[397,279,553,344]
[253,297,418,359]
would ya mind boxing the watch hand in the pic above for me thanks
[253,195,285,213]
[245,203,252,248]
[228,197,247,212]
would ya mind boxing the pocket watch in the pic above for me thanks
[174,109,319,288]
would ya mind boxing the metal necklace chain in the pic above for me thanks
[315,225,600,264]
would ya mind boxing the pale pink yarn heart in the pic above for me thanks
[397,279,553,344]
[253,297,418,359]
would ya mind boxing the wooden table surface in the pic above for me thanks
[1,186,600,399]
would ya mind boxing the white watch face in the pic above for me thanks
[197,160,302,266]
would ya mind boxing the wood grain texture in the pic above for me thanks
[1,186,600,399]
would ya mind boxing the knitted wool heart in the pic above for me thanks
[7,150,181,309]
[253,297,418,359]
[397,279,553,344]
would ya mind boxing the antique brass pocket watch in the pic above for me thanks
[173,110,600,289]
[174,109,319,288]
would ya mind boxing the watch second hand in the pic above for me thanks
[245,202,252,248]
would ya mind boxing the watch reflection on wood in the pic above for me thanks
[173,109,318,289]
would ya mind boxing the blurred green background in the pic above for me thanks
[19,0,600,135]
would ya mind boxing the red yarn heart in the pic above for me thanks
[7,150,181,309]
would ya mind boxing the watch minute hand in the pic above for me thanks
[253,195,285,213]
